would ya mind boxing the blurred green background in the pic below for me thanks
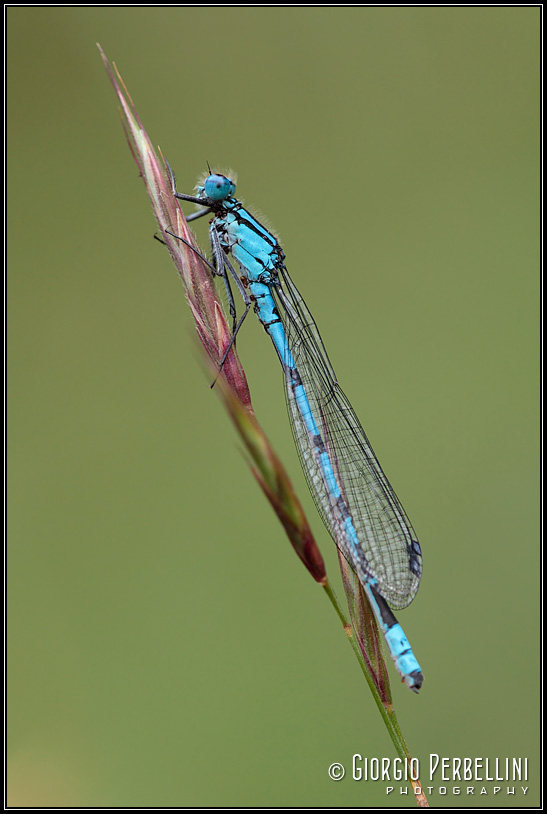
[8,7,539,808]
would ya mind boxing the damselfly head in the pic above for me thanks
[202,173,236,202]
[195,167,237,201]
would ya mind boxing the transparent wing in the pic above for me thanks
[272,266,422,610]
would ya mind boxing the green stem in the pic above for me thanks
[321,579,428,807]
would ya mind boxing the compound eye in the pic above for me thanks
[203,174,236,202]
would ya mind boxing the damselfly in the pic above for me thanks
[170,169,424,692]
